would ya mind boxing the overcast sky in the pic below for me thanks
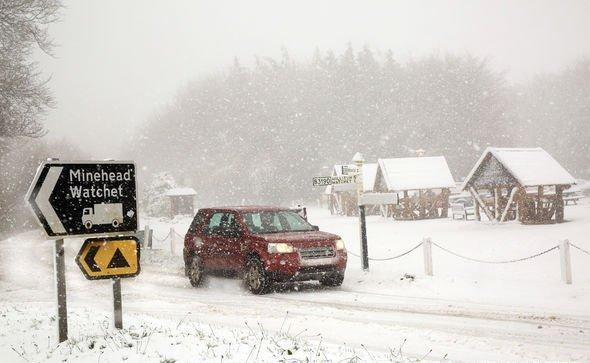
[37,0,590,157]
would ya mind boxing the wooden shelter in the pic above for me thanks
[325,163,378,216]
[165,187,197,218]
[462,147,576,224]
[374,156,454,220]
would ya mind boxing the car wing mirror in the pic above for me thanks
[311,225,319,231]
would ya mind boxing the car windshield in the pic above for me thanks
[243,210,314,234]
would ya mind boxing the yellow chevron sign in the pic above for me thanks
[76,237,140,280]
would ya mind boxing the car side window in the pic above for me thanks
[279,211,308,230]
[209,213,224,228]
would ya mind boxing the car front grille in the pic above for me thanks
[298,246,335,260]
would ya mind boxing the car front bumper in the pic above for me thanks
[264,250,347,282]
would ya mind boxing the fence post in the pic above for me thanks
[143,224,149,249]
[170,227,176,256]
[423,238,433,276]
[560,239,572,284]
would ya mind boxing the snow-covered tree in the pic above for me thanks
[142,172,178,217]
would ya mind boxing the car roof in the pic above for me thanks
[198,206,291,213]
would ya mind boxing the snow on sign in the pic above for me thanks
[25,160,138,238]
[313,175,356,186]
[76,236,140,280]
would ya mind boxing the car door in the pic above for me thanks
[216,212,246,271]
[202,211,230,270]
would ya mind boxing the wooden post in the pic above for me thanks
[555,185,564,223]
[499,187,517,222]
[474,198,481,221]
[353,152,368,271]
[469,186,494,221]
[423,238,433,276]
[418,190,425,219]
[359,205,369,271]
[494,188,500,221]
[441,188,449,218]
[112,278,123,329]
[170,227,176,255]
[560,240,572,284]
[54,239,68,343]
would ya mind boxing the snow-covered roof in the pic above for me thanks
[165,187,197,196]
[362,163,378,192]
[377,156,455,191]
[324,163,378,194]
[462,147,576,189]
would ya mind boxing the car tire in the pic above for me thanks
[84,220,92,229]
[187,255,205,287]
[320,273,344,287]
[244,257,271,294]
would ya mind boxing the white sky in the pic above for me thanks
[37,0,590,157]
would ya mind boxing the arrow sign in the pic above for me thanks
[312,175,356,186]
[76,237,140,280]
[25,160,138,238]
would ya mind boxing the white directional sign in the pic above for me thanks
[341,165,359,175]
[312,175,356,186]
[359,192,399,205]
[26,160,138,238]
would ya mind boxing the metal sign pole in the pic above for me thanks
[112,277,123,329]
[53,238,68,342]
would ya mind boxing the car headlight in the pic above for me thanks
[335,238,345,251]
[267,243,295,254]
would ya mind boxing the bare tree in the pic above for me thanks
[0,0,61,139]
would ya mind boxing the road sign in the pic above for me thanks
[76,236,140,280]
[25,161,137,238]
[312,175,356,186]
[359,192,399,205]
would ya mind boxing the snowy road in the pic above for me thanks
[1,228,590,361]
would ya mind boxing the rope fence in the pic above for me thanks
[431,242,559,264]
[347,242,423,261]
[345,238,588,284]
[571,243,590,255]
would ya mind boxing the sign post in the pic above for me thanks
[352,152,369,271]
[26,160,138,341]
[112,278,123,329]
[53,238,68,343]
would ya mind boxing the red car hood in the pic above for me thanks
[258,231,340,247]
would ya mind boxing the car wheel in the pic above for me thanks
[320,273,344,287]
[245,257,271,294]
[112,219,120,228]
[84,220,92,229]
[188,255,205,287]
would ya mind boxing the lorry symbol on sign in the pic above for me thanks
[82,203,123,229]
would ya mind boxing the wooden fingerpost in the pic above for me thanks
[560,239,572,284]
[423,238,433,276]
[353,152,369,271]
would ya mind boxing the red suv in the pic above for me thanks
[183,206,347,294]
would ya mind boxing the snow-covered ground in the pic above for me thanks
[1,204,590,361]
